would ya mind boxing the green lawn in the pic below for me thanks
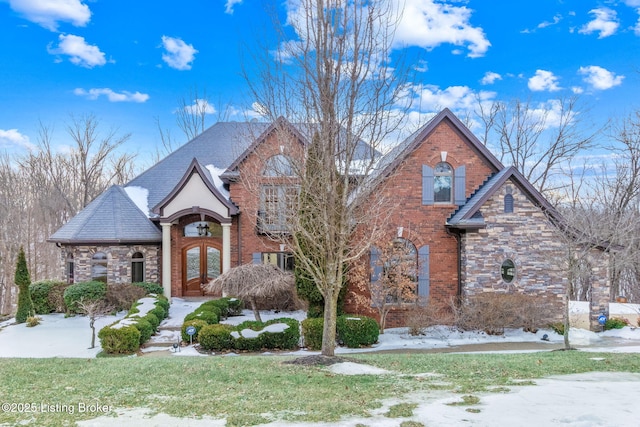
[0,352,638,426]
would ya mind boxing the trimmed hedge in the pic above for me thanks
[337,315,379,348]
[199,324,235,351]
[301,315,380,349]
[30,280,65,314]
[181,319,208,343]
[63,281,107,313]
[200,318,300,352]
[98,325,141,355]
[301,318,324,350]
[99,294,169,355]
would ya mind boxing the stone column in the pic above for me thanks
[161,223,172,302]
[222,222,231,273]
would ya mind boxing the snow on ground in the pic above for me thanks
[4,298,640,426]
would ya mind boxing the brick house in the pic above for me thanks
[49,109,611,330]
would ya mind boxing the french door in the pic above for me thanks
[182,242,221,296]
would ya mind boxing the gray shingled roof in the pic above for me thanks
[127,121,270,214]
[447,166,558,229]
[48,185,162,244]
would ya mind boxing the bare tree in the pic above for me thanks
[0,115,136,314]
[77,299,115,349]
[352,233,418,332]
[478,97,597,194]
[245,0,411,356]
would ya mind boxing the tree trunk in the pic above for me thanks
[321,289,341,356]
[249,298,262,323]
[90,318,96,349]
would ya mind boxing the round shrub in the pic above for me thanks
[133,318,154,344]
[337,315,379,348]
[30,281,57,314]
[156,296,170,312]
[184,310,219,325]
[224,298,243,316]
[301,317,324,350]
[133,282,163,295]
[199,324,235,351]
[142,312,160,330]
[63,281,107,313]
[181,319,208,343]
[260,318,300,350]
[98,324,141,354]
[150,305,168,322]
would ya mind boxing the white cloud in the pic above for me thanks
[623,1,640,7]
[480,72,502,85]
[0,128,35,151]
[409,84,496,112]
[392,0,490,58]
[48,34,107,68]
[579,8,619,38]
[528,70,561,92]
[538,14,562,29]
[225,0,243,15]
[578,65,624,90]
[183,99,216,115]
[74,88,150,102]
[161,36,198,70]
[8,0,91,31]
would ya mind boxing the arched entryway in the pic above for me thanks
[182,241,221,296]
[180,219,224,296]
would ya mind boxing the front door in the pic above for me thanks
[182,242,221,296]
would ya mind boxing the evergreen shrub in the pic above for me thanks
[198,324,235,351]
[301,317,324,350]
[98,325,141,354]
[29,281,60,314]
[14,247,33,324]
[337,315,379,348]
[63,281,107,313]
[181,319,208,343]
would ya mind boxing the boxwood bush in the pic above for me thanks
[98,324,141,355]
[301,317,324,350]
[63,281,107,313]
[199,324,235,351]
[30,280,65,314]
[337,315,379,348]
[99,294,169,354]
[181,319,208,343]
[232,318,300,351]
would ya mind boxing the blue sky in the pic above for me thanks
[1,0,639,163]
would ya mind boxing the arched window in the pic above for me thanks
[91,252,108,283]
[434,162,453,203]
[263,155,294,177]
[131,252,145,283]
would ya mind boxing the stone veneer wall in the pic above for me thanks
[461,179,610,330]
[61,245,161,285]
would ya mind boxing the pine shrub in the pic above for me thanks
[30,281,58,314]
[14,247,33,324]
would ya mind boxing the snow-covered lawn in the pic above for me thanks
[3,297,640,426]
